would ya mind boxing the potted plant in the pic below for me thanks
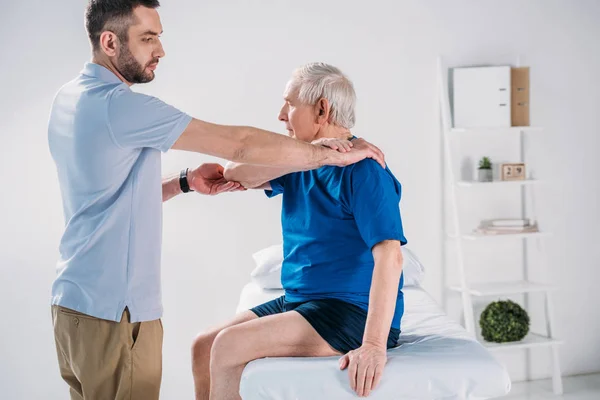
[478,156,493,182]
[480,300,530,343]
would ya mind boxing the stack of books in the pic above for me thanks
[475,218,538,235]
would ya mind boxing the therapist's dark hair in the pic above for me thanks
[85,0,161,52]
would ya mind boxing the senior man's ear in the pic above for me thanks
[315,98,330,124]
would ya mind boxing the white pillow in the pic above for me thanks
[250,243,284,289]
[250,244,425,289]
[401,247,425,287]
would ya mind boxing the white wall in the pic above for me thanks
[1,0,599,398]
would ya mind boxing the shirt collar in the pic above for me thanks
[81,62,124,85]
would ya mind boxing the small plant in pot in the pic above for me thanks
[480,300,530,343]
[478,156,493,182]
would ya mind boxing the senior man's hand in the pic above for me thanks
[339,342,387,397]
[188,163,245,195]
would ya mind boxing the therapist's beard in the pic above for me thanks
[116,44,156,84]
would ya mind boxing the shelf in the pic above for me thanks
[448,280,557,296]
[457,179,542,188]
[482,333,563,351]
[451,126,543,134]
[462,231,549,240]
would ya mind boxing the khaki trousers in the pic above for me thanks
[52,306,163,400]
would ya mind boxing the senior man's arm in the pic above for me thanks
[364,240,403,348]
[336,157,405,397]
[339,240,403,397]
[223,138,385,189]
[222,163,292,190]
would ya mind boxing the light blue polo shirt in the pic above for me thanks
[48,63,192,322]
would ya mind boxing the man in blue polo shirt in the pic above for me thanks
[48,1,385,399]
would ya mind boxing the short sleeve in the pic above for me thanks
[107,87,192,152]
[349,160,407,248]
[264,175,287,198]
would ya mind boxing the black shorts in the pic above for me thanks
[250,296,400,354]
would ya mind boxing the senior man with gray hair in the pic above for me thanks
[191,63,407,399]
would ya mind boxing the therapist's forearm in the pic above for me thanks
[162,172,182,202]
[363,241,403,348]
[173,119,346,169]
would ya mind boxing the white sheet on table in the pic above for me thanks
[235,282,511,400]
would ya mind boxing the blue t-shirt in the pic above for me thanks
[266,158,407,329]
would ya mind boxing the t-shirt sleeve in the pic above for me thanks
[107,87,192,152]
[348,160,407,249]
[264,175,287,198]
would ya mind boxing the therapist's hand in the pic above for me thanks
[339,342,387,397]
[312,137,354,153]
[314,137,386,169]
[188,163,245,195]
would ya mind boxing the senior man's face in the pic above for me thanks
[278,87,319,142]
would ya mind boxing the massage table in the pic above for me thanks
[235,282,511,399]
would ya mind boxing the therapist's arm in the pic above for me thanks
[162,172,182,202]
[172,119,384,171]
[162,164,243,202]
[222,138,381,189]
[339,240,403,397]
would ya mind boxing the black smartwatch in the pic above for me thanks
[179,168,193,193]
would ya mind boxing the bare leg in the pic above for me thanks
[191,311,257,400]
[209,311,341,400]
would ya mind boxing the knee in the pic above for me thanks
[191,331,215,363]
[210,327,239,369]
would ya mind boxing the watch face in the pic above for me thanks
[180,169,191,192]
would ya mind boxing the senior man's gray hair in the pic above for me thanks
[287,62,356,129]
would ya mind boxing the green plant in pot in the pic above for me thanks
[480,300,530,343]
[478,156,493,182]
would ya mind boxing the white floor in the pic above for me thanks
[504,373,600,400]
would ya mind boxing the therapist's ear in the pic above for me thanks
[315,98,330,125]
[99,31,119,57]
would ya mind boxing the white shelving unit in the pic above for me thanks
[461,231,550,241]
[456,179,542,188]
[448,281,557,297]
[484,333,563,351]
[451,126,543,134]
[438,57,563,395]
